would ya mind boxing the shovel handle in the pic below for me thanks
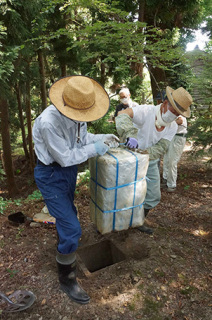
[29,218,55,225]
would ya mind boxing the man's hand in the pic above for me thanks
[176,116,183,125]
[103,134,120,148]
[125,137,138,149]
[117,108,134,118]
[94,140,109,155]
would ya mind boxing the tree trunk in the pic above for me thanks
[0,98,19,197]
[148,65,167,102]
[130,0,145,79]
[100,61,106,86]
[61,63,67,77]
[38,49,47,111]
[25,63,35,172]
[15,83,29,159]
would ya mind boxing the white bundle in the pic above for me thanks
[89,148,149,234]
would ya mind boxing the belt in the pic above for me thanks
[37,159,61,167]
[175,133,187,137]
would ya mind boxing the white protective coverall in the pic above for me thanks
[163,116,187,188]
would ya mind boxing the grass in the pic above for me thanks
[180,285,195,295]
[128,293,142,312]
[142,296,164,319]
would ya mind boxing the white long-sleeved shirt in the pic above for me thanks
[132,104,178,149]
[32,105,104,167]
[176,116,187,134]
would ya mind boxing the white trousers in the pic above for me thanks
[163,136,186,188]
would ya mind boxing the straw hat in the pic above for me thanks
[49,75,110,122]
[166,86,192,118]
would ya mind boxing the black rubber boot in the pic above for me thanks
[144,208,150,217]
[57,261,90,304]
[137,209,153,234]
[137,225,153,234]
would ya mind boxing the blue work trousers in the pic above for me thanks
[34,164,81,254]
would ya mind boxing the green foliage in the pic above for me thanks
[182,44,212,159]
[26,190,43,201]
[0,164,5,181]
[88,105,117,135]
[188,109,212,149]
[0,45,19,93]
[1,0,211,192]
[72,19,183,87]
[143,296,164,318]
[6,268,19,278]
[16,227,24,239]
[13,199,22,206]
[0,196,21,214]
[179,173,187,180]
[75,169,90,194]
[143,0,205,29]
[0,190,43,214]
[180,285,195,295]
[0,197,12,214]
[76,169,90,188]
[128,73,153,104]
[0,239,5,248]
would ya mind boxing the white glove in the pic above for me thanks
[103,134,120,148]
[94,140,109,155]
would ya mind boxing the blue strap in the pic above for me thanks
[106,152,119,230]
[125,150,138,227]
[92,150,145,231]
[90,197,144,214]
[90,176,145,190]
[94,155,99,224]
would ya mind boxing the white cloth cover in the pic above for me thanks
[89,148,149,234]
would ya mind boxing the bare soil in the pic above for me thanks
[0,147,211,320]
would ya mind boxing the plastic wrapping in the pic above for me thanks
[89,148,149,234]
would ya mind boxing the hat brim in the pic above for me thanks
[166,86,191,118]
[49,76,110,122]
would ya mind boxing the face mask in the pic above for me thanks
[127,98,133,108]
[162,110,177,123]
[120,97,129,105]
[155,106,177,129]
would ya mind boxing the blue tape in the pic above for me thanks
[91,197,144,214]
[94,155,99,224]
[127,150,138,227]
[92,150,146,231]
[107,152,119,230]
[90,176,145,190]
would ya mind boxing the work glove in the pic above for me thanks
[94,140,109,155]
[125,137,138,149]
[103,134,120,148]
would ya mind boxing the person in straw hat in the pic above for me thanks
[33,75,119,304]
[115,86,192,234]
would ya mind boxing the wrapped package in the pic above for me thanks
[89,148,149,234]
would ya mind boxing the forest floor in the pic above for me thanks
[0,143,211,320]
